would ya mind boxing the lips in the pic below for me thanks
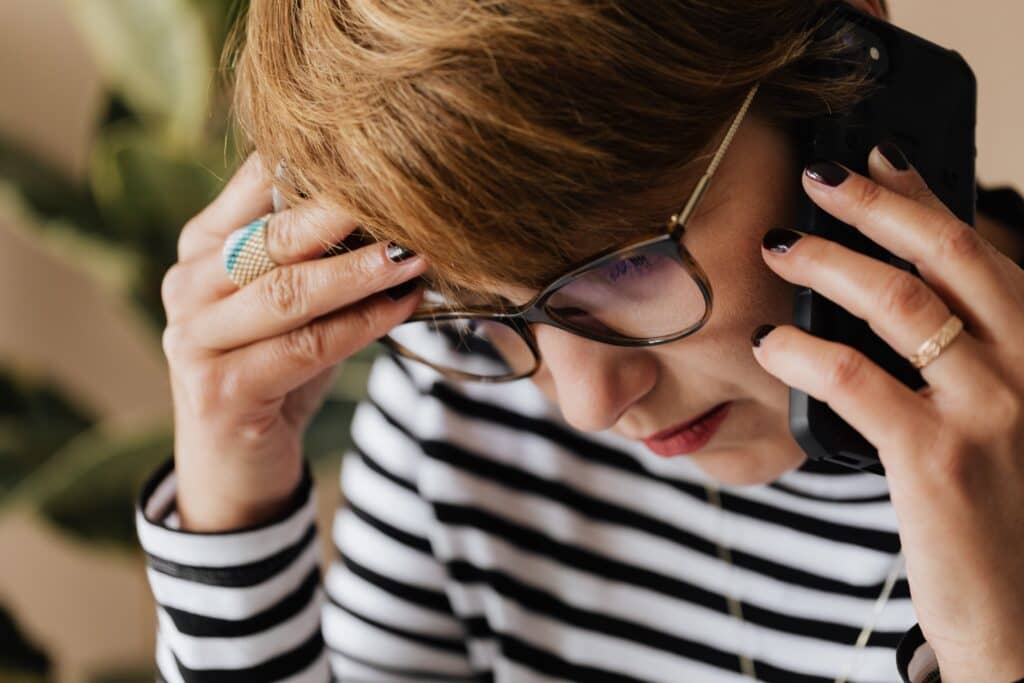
[641,401,732,457]
[644,403,727,441]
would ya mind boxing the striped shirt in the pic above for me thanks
[137,184,1024,683]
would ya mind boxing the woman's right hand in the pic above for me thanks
[160,152,426,531]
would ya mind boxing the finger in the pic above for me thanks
[261,201,361,265]
[751,324,937,466]
[219,287,423,401]
[178,152,275,262]
[162,252,240,323]
[868,141,956,217]
[761,229,992,386]
[185,241,426,352]
[170,202,368,319]
[165,208,369,321]
[802,158,1015,338]
[868,141,1024,306]
[197,199,363,266]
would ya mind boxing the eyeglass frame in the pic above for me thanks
[379,82,761,383]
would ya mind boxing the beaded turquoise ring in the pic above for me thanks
[222,214,280,288]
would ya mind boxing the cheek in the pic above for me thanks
[695,221,797,344]
[656,171,801,398]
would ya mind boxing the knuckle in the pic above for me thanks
[795,237,825,267]
[161,324,186,360]
[878,271,932,320]
[350,247,384,284]
[827,347,867,392]
[283,321,331,365]
[930,440,977,492]
[263,212,290,259]
[215,363,248,405]
[935,221,985,262]
[160,262,186,308]
[985,384,1022,432]
[261,266,308,318]
[351,298,388,335]
[907,183,938,206]
[177,219,200,260]
[190,362,232,415]
[853,177,886,212]
[242,150,265,178]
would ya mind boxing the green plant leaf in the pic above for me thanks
[305,396,360,467]
[0,367,95,504]
[0,182,143,298]
[61,0,214,151]
[87,121,243,326]
[0,137,106,236]
[0,603,51,682]
[9,423,173,548]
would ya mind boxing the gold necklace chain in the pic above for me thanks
[703,482,905,683]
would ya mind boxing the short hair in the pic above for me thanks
[225,1,873,300]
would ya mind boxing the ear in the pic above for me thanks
[845,0,889,20]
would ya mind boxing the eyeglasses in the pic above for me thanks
[380,83,760,382]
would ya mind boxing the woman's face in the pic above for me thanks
[494,112,808,486]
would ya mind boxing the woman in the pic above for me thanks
[140,0,1024,681]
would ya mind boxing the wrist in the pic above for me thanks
[173,441,306,532]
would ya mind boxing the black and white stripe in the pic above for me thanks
[137,349,939,682]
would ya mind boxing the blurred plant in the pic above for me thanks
[0,0,377,677]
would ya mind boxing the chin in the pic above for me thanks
[688,440,806,487]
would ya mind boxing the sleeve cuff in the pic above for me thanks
[897,622,941,683]
[137,455,329,680]
[135,453,318,572]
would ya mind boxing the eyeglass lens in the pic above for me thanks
[385,249,706,380]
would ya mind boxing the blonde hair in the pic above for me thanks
[224,1,872,301]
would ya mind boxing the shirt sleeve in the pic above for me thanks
[896,623,941,683]
[136,353,477,682]
[135,456,330,682]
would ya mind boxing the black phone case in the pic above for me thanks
[789,4,977,475]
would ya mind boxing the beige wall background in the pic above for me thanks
[0,1,1021,682]
[888,1,1024,190]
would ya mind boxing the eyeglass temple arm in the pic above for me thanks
[668,83,761,237]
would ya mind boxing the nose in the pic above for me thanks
[532,324,657,432]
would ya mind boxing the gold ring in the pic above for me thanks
[907,314,964,369]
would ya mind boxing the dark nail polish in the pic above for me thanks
[385,280,418,301]
[762,228,804,254]
[805,161,849,187]
[385,242,416,263]
[751,324,775,348]
[877,140,910,171]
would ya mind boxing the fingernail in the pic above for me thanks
[877,140,910,171]
[385,242,416,263]
[762,228,804,254]
[385,280,418,301]
[751,324,775,348]
[805,161,849,187]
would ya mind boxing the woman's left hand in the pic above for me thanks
[752,143,1024,683]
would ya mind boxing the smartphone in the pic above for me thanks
[788,2,977,475]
